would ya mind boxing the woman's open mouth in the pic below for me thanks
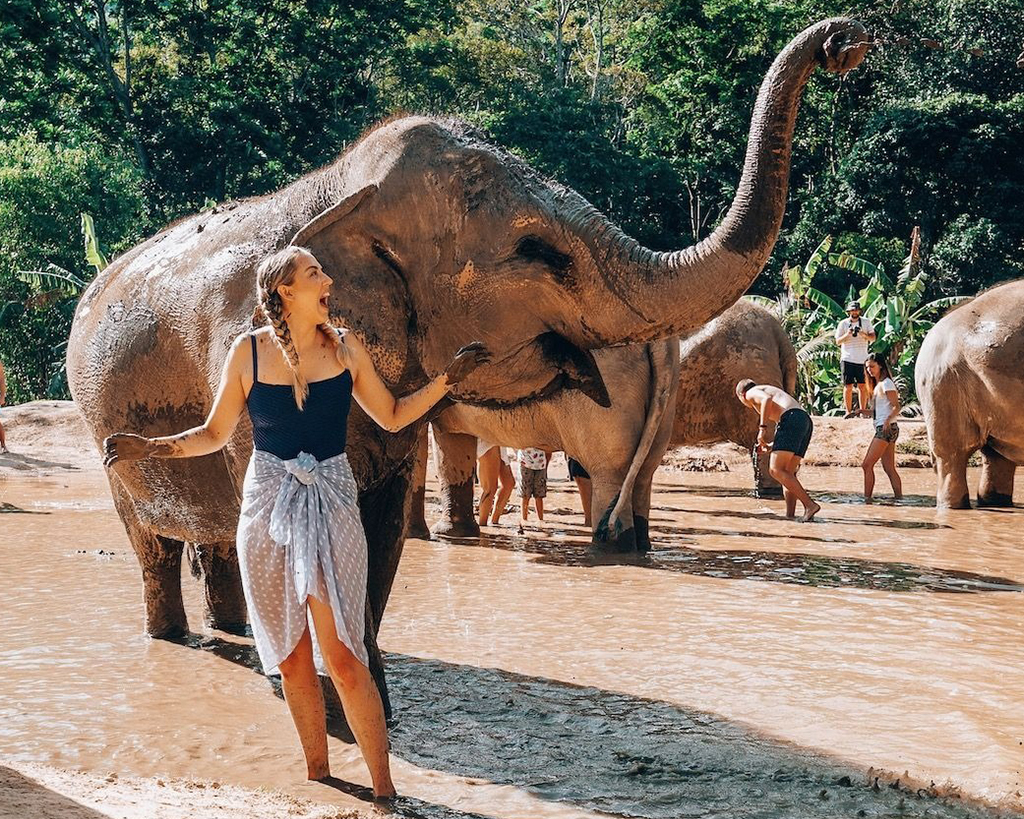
[319,294,329,309]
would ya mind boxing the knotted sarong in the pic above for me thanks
[236,450,368,676]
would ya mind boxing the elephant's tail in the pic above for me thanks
[604,339,680,534]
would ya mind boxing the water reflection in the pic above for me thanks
[439,533,1024,594]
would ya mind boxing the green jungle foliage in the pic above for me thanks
[1,0,1022,404]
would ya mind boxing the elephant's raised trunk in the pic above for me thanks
[576,18,869,346]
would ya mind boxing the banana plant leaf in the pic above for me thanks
[81,213,108,274]
[909,295,971,321]
[805,287,844,318]
[17,264,89,296]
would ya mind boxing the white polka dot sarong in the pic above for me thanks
[236,449,368,676]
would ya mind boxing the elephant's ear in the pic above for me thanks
[291,184,416,386]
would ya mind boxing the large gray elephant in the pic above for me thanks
[915,279,1024,509]
[65,20,867,704]
[414,301,797,548]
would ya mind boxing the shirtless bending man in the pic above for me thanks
[735,379,820,521]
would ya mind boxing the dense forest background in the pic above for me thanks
[1,0,1022,406]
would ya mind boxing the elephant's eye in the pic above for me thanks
[515,236,573,281]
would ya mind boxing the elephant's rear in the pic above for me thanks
[673,300,792,448]
[67,208,269,542]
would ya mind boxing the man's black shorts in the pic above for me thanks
[567,457,590,480]
[773,408,814,458]
[841,360,866,385]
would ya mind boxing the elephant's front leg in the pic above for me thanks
[108,475,189,638]
[430,430,480,538]
[934,450,972,510]
[358,456,417,716]
[978,445,1016,507]
[192,541,248,635]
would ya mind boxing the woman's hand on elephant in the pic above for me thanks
[103,433,157,467]
[444,342,491,386]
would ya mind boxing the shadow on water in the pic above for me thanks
[444,533,1024,594]
[178,635,494,819]
[660,485,937,507]
[182,638,1012,819]
[0,501,49,514]
[663,507,950,531]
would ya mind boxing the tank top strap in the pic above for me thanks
[250,333,258,382]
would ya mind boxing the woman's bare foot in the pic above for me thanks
[864,495,873,504]
[800,501,821,522]
[373,780,397,800]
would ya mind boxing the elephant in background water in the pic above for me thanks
[915,279,1024,509]
[65,20,868,707]
[413,301,798,549]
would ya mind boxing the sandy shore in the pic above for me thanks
[0,762,362,819]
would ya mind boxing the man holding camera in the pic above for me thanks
[834,301,876,415]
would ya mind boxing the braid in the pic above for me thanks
[262,289,309,409]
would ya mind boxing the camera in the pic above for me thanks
[851,326,859,337]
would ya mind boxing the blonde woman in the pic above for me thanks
[102,246,488,797]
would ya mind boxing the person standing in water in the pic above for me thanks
[102,246,489,798]
[566,456,592,527]
[517,446,547,533]
[477,441,516,526]
[735,380,820,521]
[849,353,903,502]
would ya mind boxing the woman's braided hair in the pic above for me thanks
[251,246,345,410]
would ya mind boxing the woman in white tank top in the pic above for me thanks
[851,354,903,502]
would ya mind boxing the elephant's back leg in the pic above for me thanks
[188,541,248,634]
[978,446,1016,507]
[108,473,189,638]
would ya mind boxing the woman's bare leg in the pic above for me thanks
[477,447,500,525]
[574,476,592,527]
[862,438,887,502]
[882,440,903,498]
[278,626,330,780]
[307,596,395,798]
[534,497,544,521]
[492,461,515,524]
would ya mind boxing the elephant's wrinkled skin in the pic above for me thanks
[415,302,796,549]
[670,301,797,492]
[915,280,1024,509]
[66,20,867,703]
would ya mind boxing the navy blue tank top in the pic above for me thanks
[246,334,353,461]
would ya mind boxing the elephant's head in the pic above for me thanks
[293,18,868,407]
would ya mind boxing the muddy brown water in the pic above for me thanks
[1,464,1022,818]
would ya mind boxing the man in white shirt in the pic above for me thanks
[834,301,876,415]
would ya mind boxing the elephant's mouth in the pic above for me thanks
[451,331,610,410]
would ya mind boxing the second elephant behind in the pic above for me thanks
[413,301,797,553]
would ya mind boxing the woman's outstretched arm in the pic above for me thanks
[344,333,489,433]
[103,334,250,466]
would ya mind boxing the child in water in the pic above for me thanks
[517,447,547,533]
[735,380,820,521]
[848,353,903,503]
